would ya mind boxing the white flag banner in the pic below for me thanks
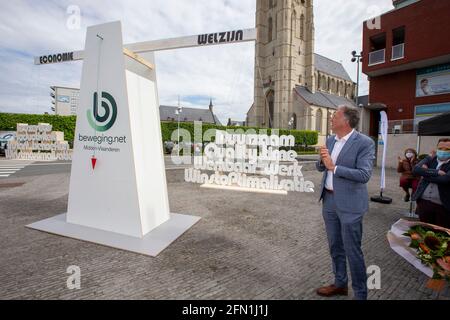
[380,111,388,191]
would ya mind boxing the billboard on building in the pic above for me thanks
[414,102,450,129]
[416,63,450,97]
[57,95,70,103]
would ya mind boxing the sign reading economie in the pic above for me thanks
[6,123,72,161]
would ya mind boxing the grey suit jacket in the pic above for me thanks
[316,131,376,213]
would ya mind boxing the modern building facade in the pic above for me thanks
[247,0,357,144]
[362,0,450,138]
[50,86,79,116]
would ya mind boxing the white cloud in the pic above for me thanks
[0,0,393,123]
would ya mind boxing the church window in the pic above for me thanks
[268,17,273,42]
[292,113,297,129]
[292,11,297,38]
[315,109,323,134]
[303,108,310,130]
[267,90,275,128]
[300,14,305,40]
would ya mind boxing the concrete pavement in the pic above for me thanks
[0,157,448,299]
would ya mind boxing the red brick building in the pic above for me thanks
[362,0,450,138]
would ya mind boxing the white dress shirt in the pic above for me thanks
[325,129,355,190]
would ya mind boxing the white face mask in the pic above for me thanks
[405,152,414,159]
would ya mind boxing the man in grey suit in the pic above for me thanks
[315,105,375,300]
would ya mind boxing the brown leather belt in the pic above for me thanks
[325,188,334,193]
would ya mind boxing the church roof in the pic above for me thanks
[314,53,353,82]
[294,85,356,109]
[159,105,221,125]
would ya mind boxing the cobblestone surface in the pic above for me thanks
[0,164,449,300]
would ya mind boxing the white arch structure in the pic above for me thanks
[27,21,257,257]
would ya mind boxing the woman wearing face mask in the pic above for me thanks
[397,148,420,202]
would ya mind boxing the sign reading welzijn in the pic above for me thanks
[197,30,244,45]
[6,123,72,161]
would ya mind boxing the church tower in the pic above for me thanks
[252,0,315,129]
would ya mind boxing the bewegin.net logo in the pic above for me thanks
[87,91,117,132]
[79,91,127,151]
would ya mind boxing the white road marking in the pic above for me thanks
[0,161,32,178]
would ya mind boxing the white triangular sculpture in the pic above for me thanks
[27,21,199,256]
[67,21,170,237]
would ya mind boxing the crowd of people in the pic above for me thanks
[398,138,450,229]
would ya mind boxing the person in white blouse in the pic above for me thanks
[315,105,375,300]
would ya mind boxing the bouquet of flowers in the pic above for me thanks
[387,219,450,283]
[403,225,450,281]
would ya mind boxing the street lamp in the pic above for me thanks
[288,116,295,151]
[175,96,183,155]
[351,50,363,132]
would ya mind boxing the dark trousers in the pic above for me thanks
[416,199,450,229]
[322,191,367,300]
[399,177,419,194]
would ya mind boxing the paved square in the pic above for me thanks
[0,160,448,299]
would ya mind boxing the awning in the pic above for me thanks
[417,111,450,136]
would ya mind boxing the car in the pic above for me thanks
[0,133,15,157]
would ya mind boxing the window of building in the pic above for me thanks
[369,33,386,65]
[292,11,297,38]
[328,111,334,135]
[370,33,386,51]
[304,108,310,130]
[392,26,405,60]
[268,17,273,43]
[300,14,305,40]
[267,90,275,128]
[392,26,405,45]
[315,109,322,133]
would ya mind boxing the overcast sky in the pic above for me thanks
[0,0,393,123]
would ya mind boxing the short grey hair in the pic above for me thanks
[338,105,360,129]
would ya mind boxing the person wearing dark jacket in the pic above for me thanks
[412,138,450,228]
[397,148,420,202]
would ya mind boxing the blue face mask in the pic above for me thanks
[437,150,450,161]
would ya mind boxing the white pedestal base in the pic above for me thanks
[26,213,200,257]
[200,183,287,195]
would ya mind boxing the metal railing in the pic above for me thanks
[368,48,386,66]
[392,43,404,60]
[387,119,417,134]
